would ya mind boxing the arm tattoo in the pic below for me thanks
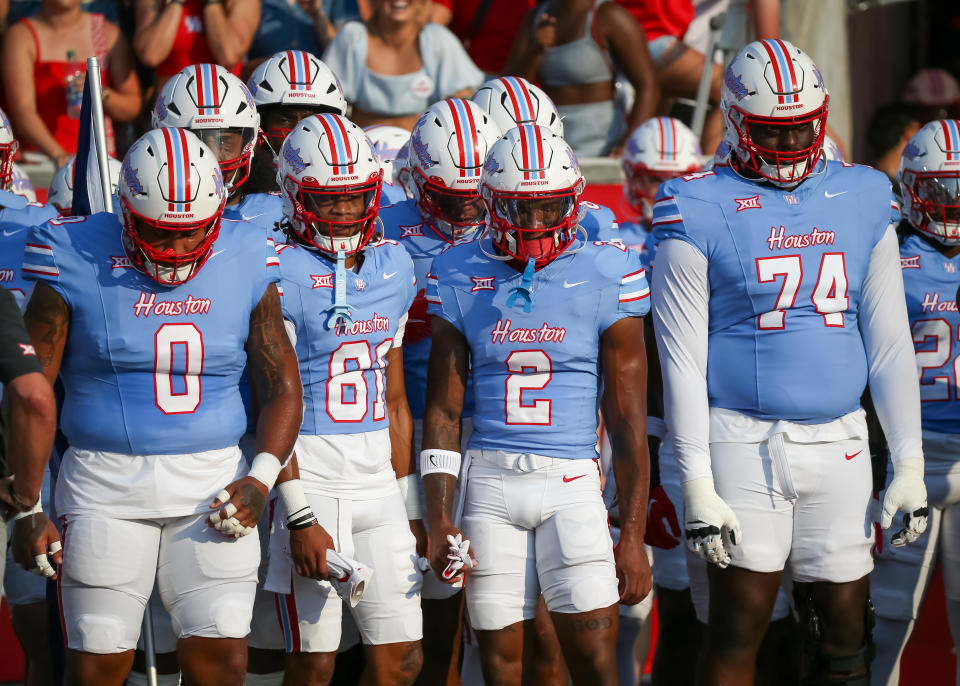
[23,282,69,372]
[246,284,297,403]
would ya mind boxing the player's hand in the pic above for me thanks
[614,531,652,605]
[682,477,741,568]
[409,518,428,559]
[290,522,334,580]
[207,476,268,538]
[534,14,556,51]
[881,458,928,547]
[428,521,475,584]
[644,484,682,549]
[12,513,62,579]
[0,476,20,520]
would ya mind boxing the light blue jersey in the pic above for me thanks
[579,200,619,242]
[617,220,659,272]
[653,162,900,422]
[381,182,407,206]
[277,238,416,435]
[427,237,649,459]
[900,230,960,434]
[224,191,283,236]
[22,212,280,455]
[379,199,475,419]
[0,195,57,308]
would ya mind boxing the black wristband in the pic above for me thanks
[287,517,318,531]
[287,506,317,530]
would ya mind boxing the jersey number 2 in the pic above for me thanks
[505,350,553,425]
[912,318,960,402]
[756,253,848,329]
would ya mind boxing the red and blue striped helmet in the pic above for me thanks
[622,117,701,218]
[472,76,563,138]
[899,119,960,245]
[119,128,227,285]
[721,40,829,186]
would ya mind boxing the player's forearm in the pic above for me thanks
[254,391,300,463]
[859,227,923,465]
[3,374,56,505]
[388,399,415,478]
[422,472,457,527]
[609,422,650,540]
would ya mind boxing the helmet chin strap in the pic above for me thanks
[324,250,355,330]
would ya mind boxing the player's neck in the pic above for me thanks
[731,157,802,192]
[913,229,960,259]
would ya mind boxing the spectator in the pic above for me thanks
[866,102,921,189]
[322,0,483,130]
[429,0,536,76]
[504,0,659,157]
[1,0,141,167]
[246,0,360,71]
[619,0,724,155]
[132,0,260,88]
[902,67,960,124]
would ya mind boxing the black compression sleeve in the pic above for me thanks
[0,287,42,385]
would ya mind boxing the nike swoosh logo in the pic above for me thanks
[383,271,397,280]
[208,249,226,260]
[845,450,862,460]
[2,228,25,237]
[824,191,848,199]
[562,474,586,483]
[563,280,588,288]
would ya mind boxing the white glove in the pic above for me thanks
[209,490,254,538]
[881,458,928,547]
[442,533,476,585]
[682,477,742,569]
[32,541,61,579]
[326,550,373,607]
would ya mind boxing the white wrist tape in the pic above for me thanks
[419,449,462,479]
[247,452,283,490]
[647,416,666,440]
[397,475,422,520]
[277,479,315,529]
[14,495,43,521]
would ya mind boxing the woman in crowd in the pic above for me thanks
[504,0,658,157]
[0,0,141,167]
[132,0,259,88]
[322,0,483,130]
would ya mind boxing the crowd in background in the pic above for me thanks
[0,0,955,178]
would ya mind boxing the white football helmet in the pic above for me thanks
[47,155,122,214]
[392,139,415,198]
[472,76,564,137]
[363,125,408,184]
[0,107,18,189]
[481,124,585,266]
[898,119,960,245]
[277,114,383,255]
[7,164,36,202]
[406,99,501,242]
[248,50,346,113]
[153,63,260,196]
[119,128,227,285]
[721,39,828,186]
[622,117,701,218]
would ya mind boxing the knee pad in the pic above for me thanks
[794,587,875,686]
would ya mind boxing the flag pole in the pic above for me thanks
[84,56,114,213]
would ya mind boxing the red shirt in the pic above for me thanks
[436,0,536,75]
[156,0,241,79]
[617,0,694,42]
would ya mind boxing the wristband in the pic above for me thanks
[13,495,43,521]
[419,449,461,479]
[247,452,283,490]
[646,416,666,440]
[396,474,422,520]
[277,479,316,530]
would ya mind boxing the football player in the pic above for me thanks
[153,64,275,231]
[47,155,123,216]
[11,128,303,686]
[363,124,410,206]
[246,50,348,195]
[152,63,289,685]
[421,124,652,686]
[379,97,500,685]
[265,114,424,685]
[652,40,927,685]
[870,120,960,686]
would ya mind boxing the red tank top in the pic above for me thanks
[21,14,115,156]
[619,0,694,42]
[156,0,241,79]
